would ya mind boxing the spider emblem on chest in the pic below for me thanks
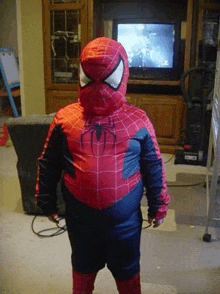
[81,117,116,154]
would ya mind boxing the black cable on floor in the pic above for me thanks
[31,215,67,238]
[163,135,184,164]
[168,181,206,188]
[164,154,175,164]
[32,179,208,237]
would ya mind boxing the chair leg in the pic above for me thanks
[6,89,19,117]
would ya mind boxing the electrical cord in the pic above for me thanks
[31,176,205,237]
[164,153,175,164]
[168,181,206,188]
[32,178,207,237]
[163,134,185,165]
[31,215,67,238]
[163,132,208,188]
[142,223,152,229]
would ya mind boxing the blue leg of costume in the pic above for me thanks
[66,206,142,293]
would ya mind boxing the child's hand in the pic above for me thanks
[47,212,59,223]
[148,217,164,228]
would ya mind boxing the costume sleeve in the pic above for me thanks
[140,115,170,220]
[35,116,63,215]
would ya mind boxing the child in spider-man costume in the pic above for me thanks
[35,37,170,294]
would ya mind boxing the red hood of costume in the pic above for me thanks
[78,37,129,116]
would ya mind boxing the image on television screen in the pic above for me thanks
[117,23,175,68]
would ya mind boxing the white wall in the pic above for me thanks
[0,0,18,57]
[16,0,46,115]
[0,0,46,116]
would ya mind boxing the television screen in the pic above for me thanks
[117,23,175,69]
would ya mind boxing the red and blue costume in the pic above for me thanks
[35,37,170,294]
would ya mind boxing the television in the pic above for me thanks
[113,19,183,80]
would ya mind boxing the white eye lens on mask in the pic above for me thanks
[79,64,92,87]
[104,58,124,90]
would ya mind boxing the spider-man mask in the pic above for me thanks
[78,37,129,116]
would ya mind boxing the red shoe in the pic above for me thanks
[115,272,141,294]
[72,269,97,294]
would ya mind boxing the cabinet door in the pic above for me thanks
[139,95,183,145]
[42,0,93,113]
[126,93,183,146]
[46,90,78,114]
[126,94,138,106]
[42,0,91,90]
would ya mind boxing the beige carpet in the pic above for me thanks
[0,207,178,294]
[167,173,209,226]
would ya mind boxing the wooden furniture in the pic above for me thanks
[0,88,20,98]
[126,93,183,153]
[42,0,93,114]
[41,0,220,153]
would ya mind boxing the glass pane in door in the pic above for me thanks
[50,10,81,84]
